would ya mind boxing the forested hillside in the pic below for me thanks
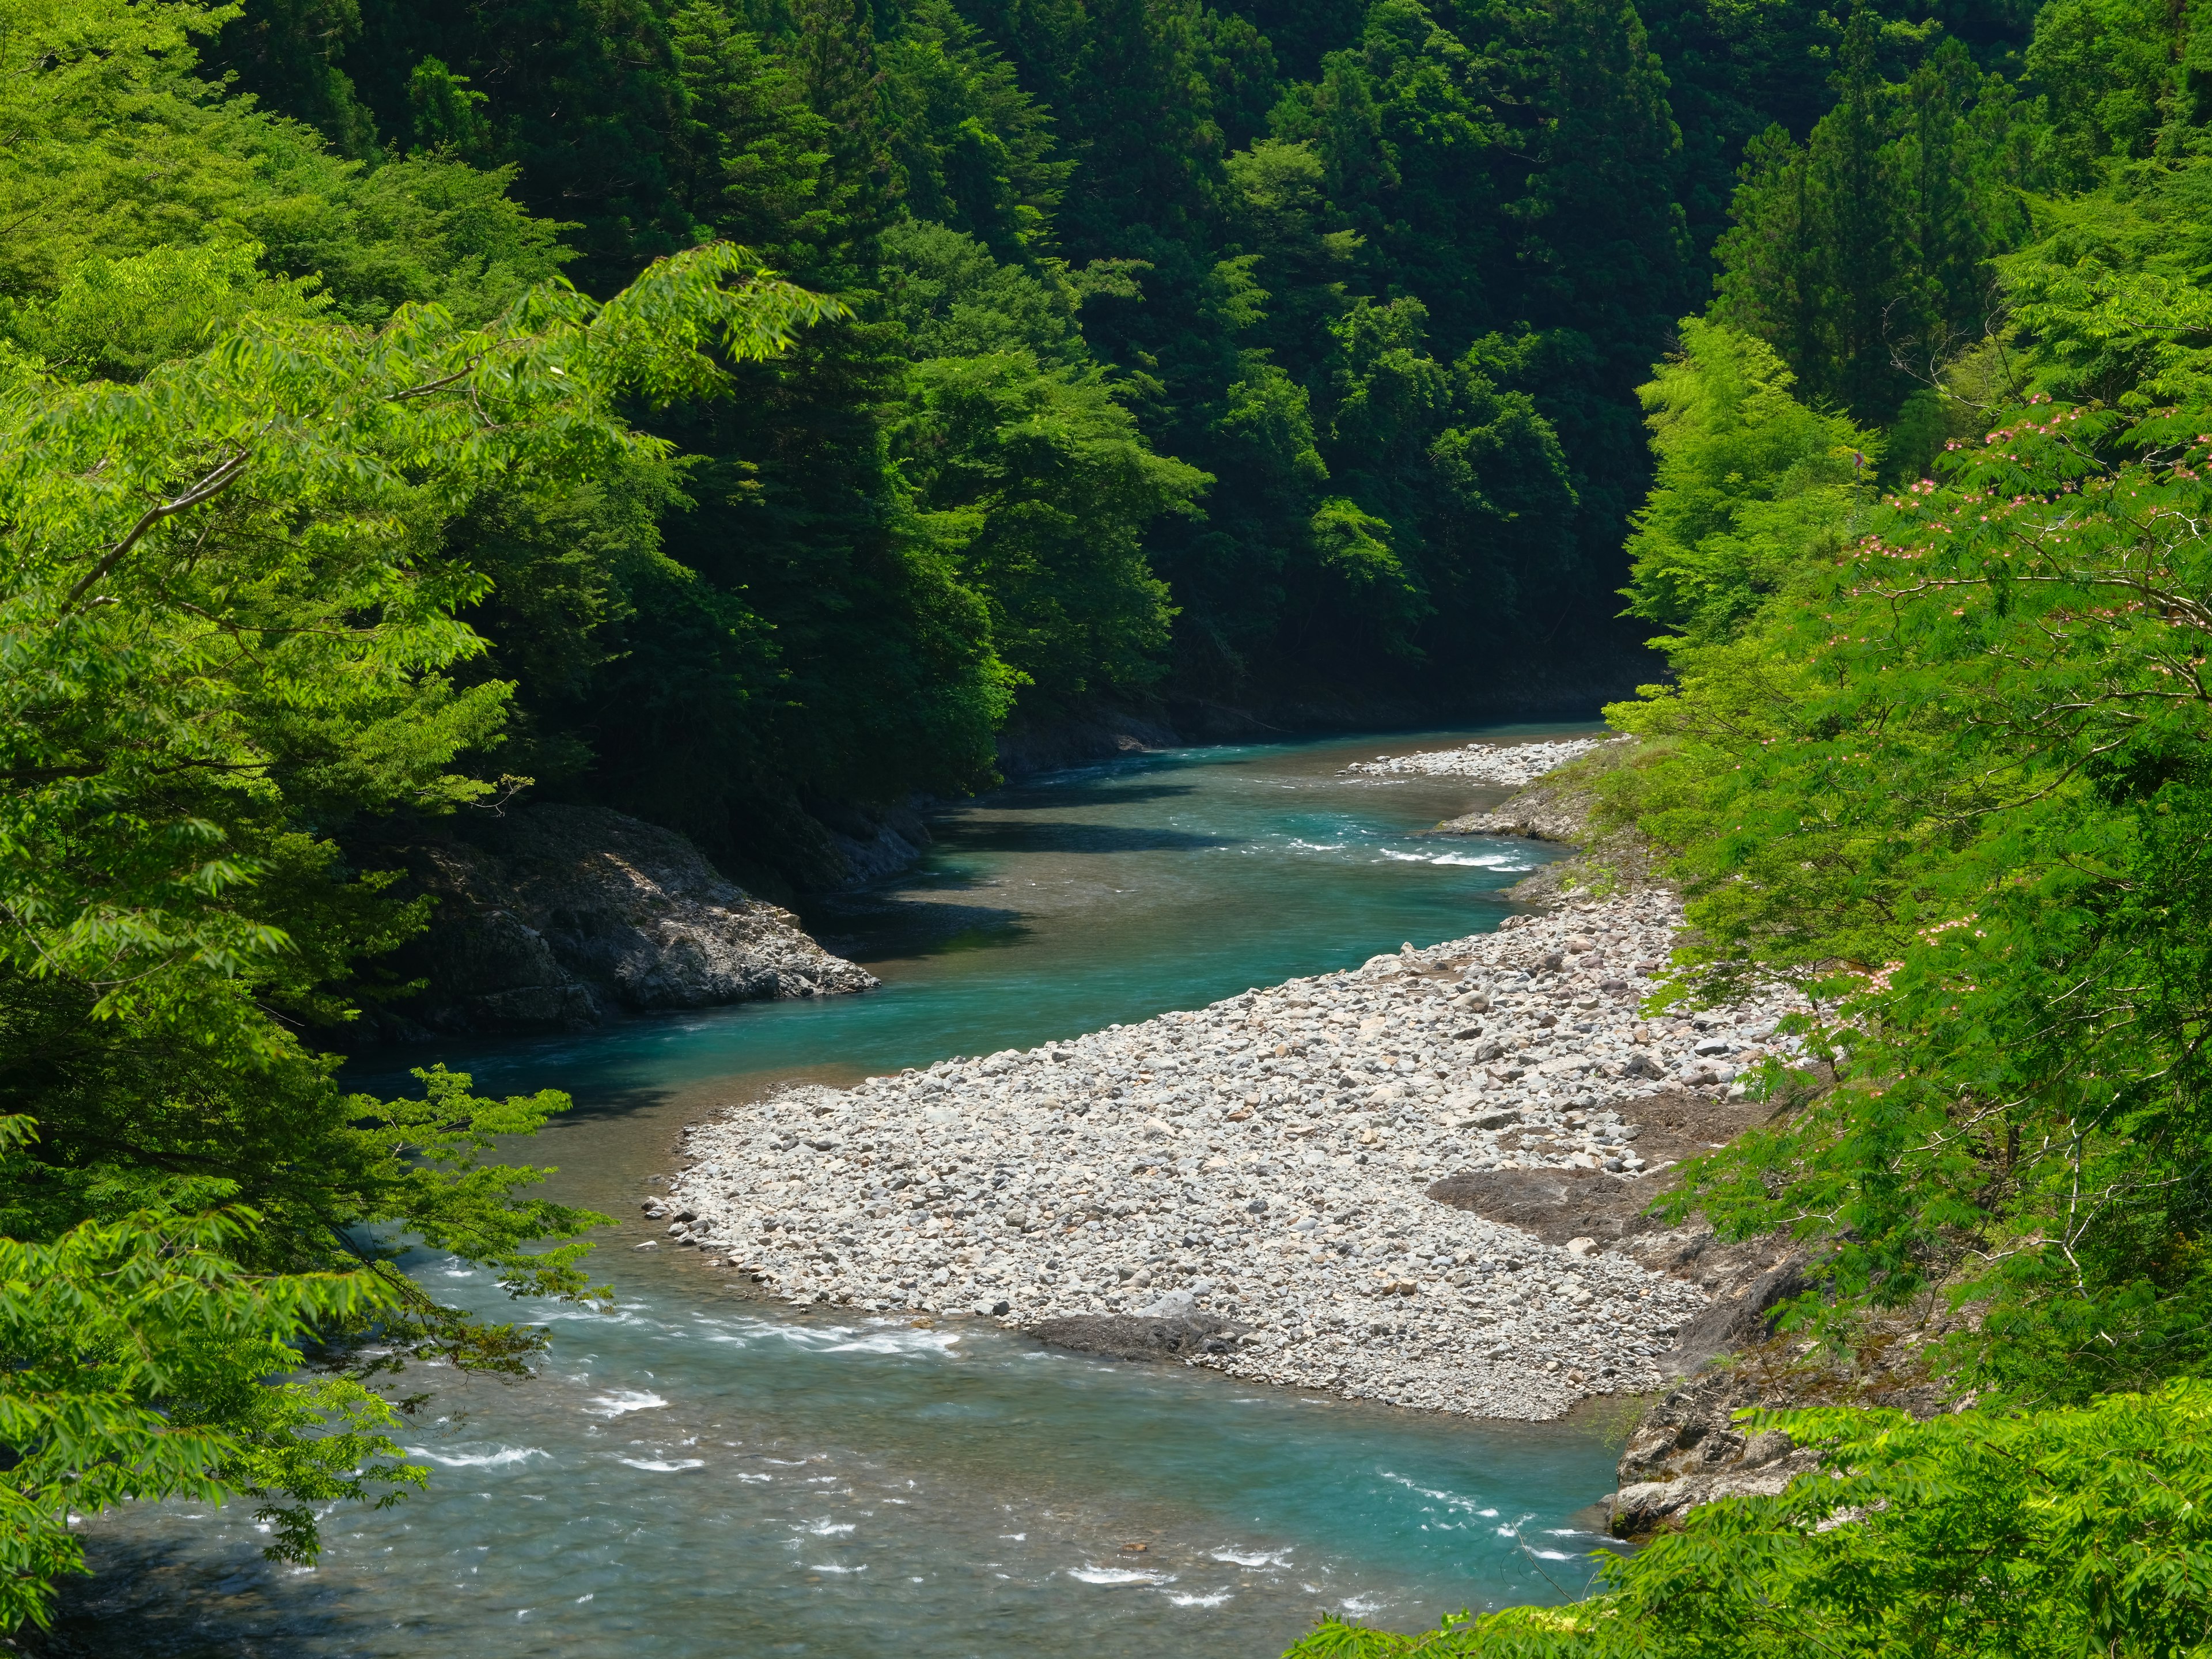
[11,0,2048,885]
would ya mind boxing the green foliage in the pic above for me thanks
[1596,89,2212,1388]
[1606,378,2212,1403]
[1283,1382,2212,1657]
[881,0,1070,262]
[1313,5,2212,1650]
[1529,0,1692,358]
[405,56,493,159]
[181,0,2068,744]
[344,0,694,287]
[1308,493,1419,646]
[2023,0,2176,188]
[212,0,378,154]
[1,238,328,382]
[956,0,1728,700]
[0,239,837,1012]
[1714,13,2035,424]
[0,0,573,335]
[440,0,1010,877]
[0,0,254,296]
[669,0,836,254]
[37,0,2071,741]
[1269,0,1503,348]
[0,1161,420,1633]
[1997,156,2212,412]
[1622,318,1873,642]
[0,227,840,1623]
[2,0,2130,1631]
[888,224,1205,708]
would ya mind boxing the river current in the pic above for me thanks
[61,725,1631,1658]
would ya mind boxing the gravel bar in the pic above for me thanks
[658,887,1809,1421]
[1343,735,1629,785]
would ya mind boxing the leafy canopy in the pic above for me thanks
[0,241,839,1627]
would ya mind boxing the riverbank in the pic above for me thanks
[661,743,1812,1423]
[1342,736,1629,786]
[34,729,1713,1658]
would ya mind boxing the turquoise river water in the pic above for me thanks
[60,724,1631,1659]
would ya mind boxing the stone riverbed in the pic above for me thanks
[1342,735,1630,785]
[656,872,1808,1422]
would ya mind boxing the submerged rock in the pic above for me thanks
[372,804,877,1038]
[1028,1311,1245,1361]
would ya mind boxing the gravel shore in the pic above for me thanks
[658,870,1808,1421]
[1343,735,1629,785]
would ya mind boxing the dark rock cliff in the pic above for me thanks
[363,804,877,1041]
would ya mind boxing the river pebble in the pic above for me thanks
[668,886,1809,1421]
[1343,735,1629,785]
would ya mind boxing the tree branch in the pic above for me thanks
[62,449,254,611]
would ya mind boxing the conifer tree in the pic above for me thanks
[1808,7,1905,415]
[791,0,896,267]
[1063,0,1229,251]
[346,0,695,287]
[1715,5,2024,422]
[879,0,1070,262]
[214,0,380,155]
[1527,0,1690,349]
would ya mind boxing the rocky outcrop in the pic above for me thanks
[1429,739,1654,901]
[1604,1312,1961,1537]
[373,804,877,1039]
[1440,800,1592,843]
[995,707,1179,778]
[1608,1365,1825,1535]
[1660,1250,1811,1376]
[1029,1308,1249,1361]
[808,799,935,888]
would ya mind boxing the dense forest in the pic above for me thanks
[6,0,2053,887]
[11,0,2212,1638]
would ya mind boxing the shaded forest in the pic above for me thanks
[162,0,2043,881]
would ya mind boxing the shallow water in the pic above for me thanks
[62,725,1631,1658]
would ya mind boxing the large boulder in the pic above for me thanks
[375,804,877,1038]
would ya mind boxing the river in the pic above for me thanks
[58,724,1630,1658]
